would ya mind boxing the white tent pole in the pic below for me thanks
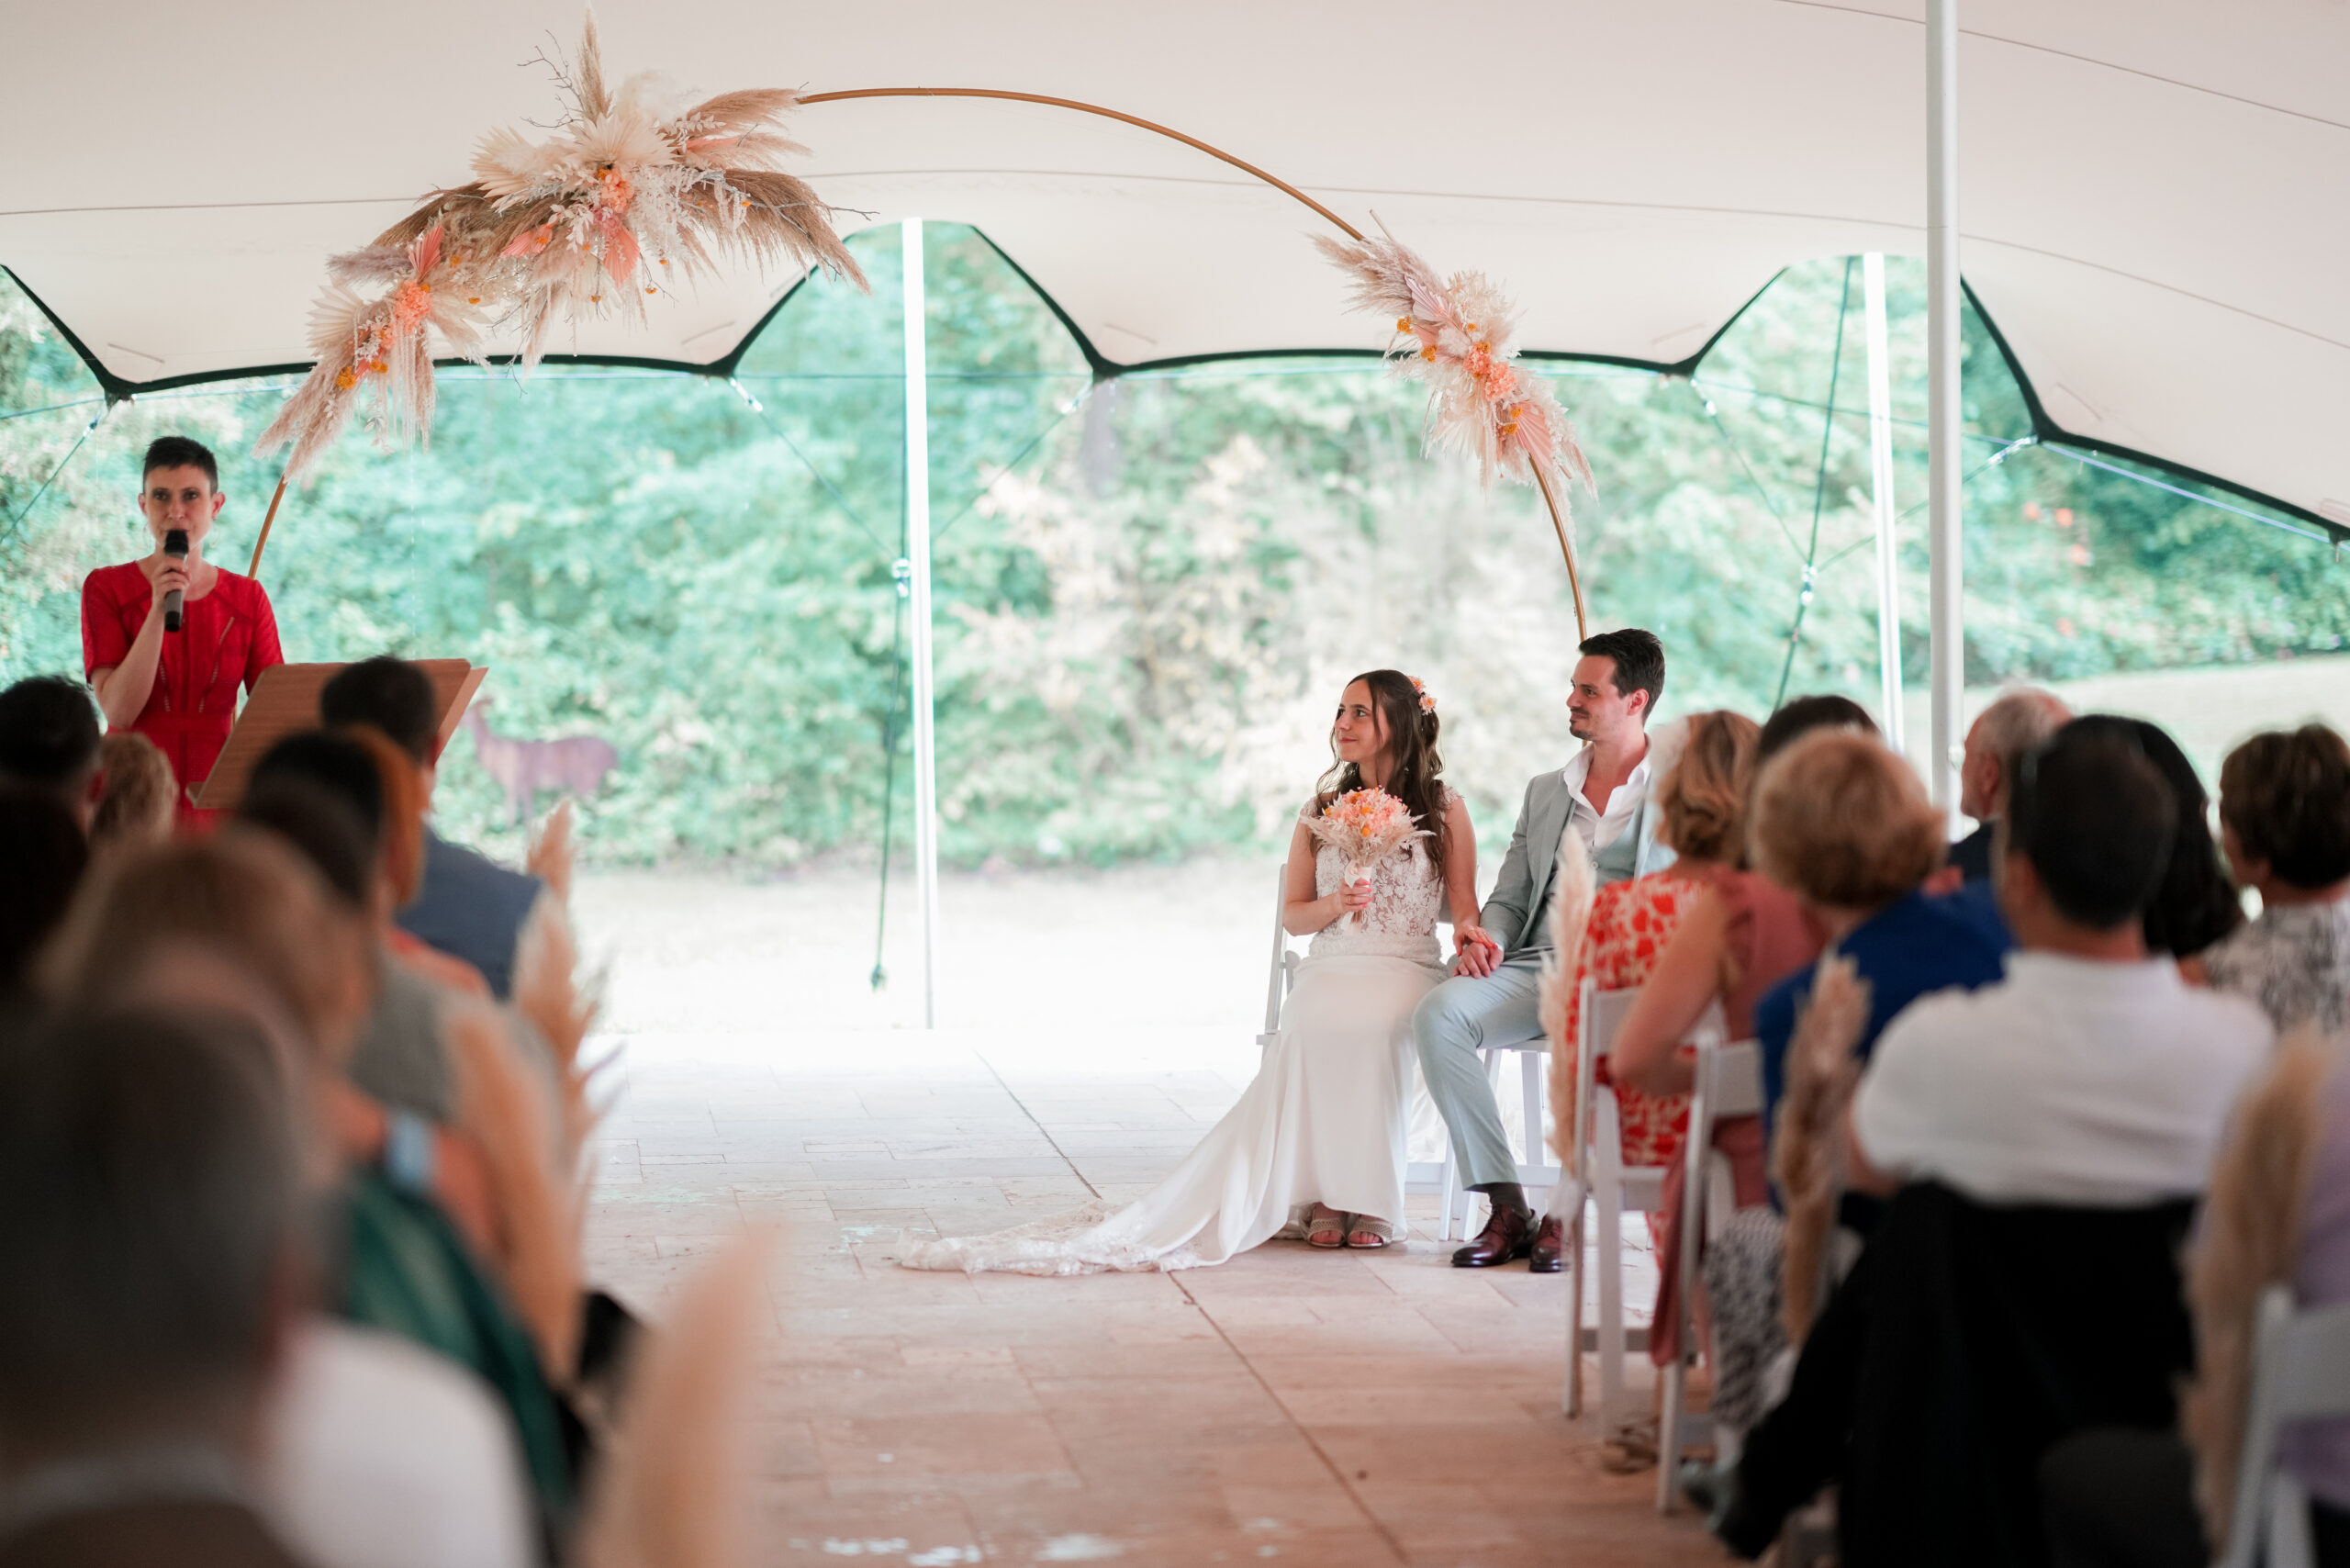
[1863,252,1904,756]
[1926,0,1964,822]
[902,217,940,1029]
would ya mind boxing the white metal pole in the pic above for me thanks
[1863,252,1905,756]
[901,217,940,1028]
[1926,0,1964,821]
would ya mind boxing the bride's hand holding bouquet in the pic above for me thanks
[1307,787,1427,930]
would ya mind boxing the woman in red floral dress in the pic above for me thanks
[82,438,283,827]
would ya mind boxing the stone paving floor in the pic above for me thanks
[583,1025,1720,1568]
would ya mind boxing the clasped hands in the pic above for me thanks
[1450,922,1503,977]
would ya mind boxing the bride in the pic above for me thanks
[900,668,1482,1274]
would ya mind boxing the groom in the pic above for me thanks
[1415,628,1669,1269]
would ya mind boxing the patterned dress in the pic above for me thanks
[1555,869,1708,1176]
[2201,900,2350,1036]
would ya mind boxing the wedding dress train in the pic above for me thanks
[898,827,1448,1275]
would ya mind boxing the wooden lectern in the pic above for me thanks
[191,660,486,812]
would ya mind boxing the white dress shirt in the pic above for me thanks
[1853,950,2271,1206]
[1557,744,1652,864]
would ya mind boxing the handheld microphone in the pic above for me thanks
[162,528,188,633]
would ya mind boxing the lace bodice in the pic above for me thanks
[1303,798,1447,965]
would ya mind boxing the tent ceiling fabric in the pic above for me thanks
[2,1,2343,525]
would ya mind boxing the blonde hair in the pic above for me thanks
[42,832,369,1062]
[1751,729,1945,908]
[89,732,177,852]
[1655,710,1762,866]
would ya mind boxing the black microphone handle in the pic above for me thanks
[162,588,184,633]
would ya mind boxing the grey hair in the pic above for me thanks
[1973,688,2073,812]
[0,1010,303,1450]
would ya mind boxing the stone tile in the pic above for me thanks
[583,1026,1729,1568]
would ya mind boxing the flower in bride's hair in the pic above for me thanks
[1409,677,1437,715]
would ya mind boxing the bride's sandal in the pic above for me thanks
[1305,1205,1348,1249]
[1345,1219,1391,1249]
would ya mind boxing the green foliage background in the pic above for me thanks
[4,230,2340,868]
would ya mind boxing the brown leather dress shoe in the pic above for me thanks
[1527,1215,1567,1273]
[1450,1204,1536,1268]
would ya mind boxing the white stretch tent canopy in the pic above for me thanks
[1,0,2344,532]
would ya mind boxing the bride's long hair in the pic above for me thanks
[1313,668,1449,883]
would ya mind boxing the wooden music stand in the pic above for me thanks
[191,660,486,812]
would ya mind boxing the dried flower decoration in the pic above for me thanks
[257,10,867,485]
[1317,220,1596,634]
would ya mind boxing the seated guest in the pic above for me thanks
[1947,688,2072,882]
[322,657,545,999]
[2039,1036,2350,1568]
[1684,728,2007,1497]
[1718,727,2272,1560]
[92,941,539,1568]
[40,832,574,1533]
[90,731,179,853]
[1550,710,1762,1222]
[1848,723,2267,1204]
[2193,723,2350,1034]
[1751,729,2012,1137]
[245,730,473,1120]
[0,673,103,830]
[0,787,89,1007]
[0,1009,308,1568]
[2065,714,2242,963]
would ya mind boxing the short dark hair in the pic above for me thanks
[2008,728,2176,931]
[2064,715,2241,957]
[251,731,385,852]
[1756,693,1879,768]
[0,675,102,794]
[320,657,438,764]
[1578,628,1665,714]
[2219,724,2350,892]
[141,436,218,490]
[237,779,375,909]
[0,786,89,995]
[0,1009,299,1443]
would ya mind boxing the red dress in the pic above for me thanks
[82,560,284,825]
[1555,870,1708,1170]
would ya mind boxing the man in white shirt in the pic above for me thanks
[1850,723,2271,1206]
[1417,628,1669,1268]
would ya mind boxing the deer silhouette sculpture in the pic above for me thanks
[462,700,619,826]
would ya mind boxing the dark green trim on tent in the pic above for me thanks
[8,251,2338,547]
[1960,279,2344,547]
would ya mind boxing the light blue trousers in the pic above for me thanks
[1410,956,1547,1192]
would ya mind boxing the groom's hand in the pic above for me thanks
[1451,924,1501,978]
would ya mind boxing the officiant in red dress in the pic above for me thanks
[82,437,284,826]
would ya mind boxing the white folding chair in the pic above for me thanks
[1258,863,1302,1057]
[2217,1286,2350,1568]
[1656,1036,1763,1512]
[1563,980,1668,1420]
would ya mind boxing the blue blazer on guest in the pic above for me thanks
[396,826,545,999]
[1754,882,2013,1129]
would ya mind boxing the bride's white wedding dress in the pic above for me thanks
[898,814,1449,1275]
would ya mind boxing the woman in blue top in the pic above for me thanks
[1751,731,2012,1139]
[1685,728,2013,1501]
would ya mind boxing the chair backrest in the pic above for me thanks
[1573,980,1641,1182]
[1695,1039,1764,1121]
[2221,1287,2350,1568]
[1261,861,1298,1040]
